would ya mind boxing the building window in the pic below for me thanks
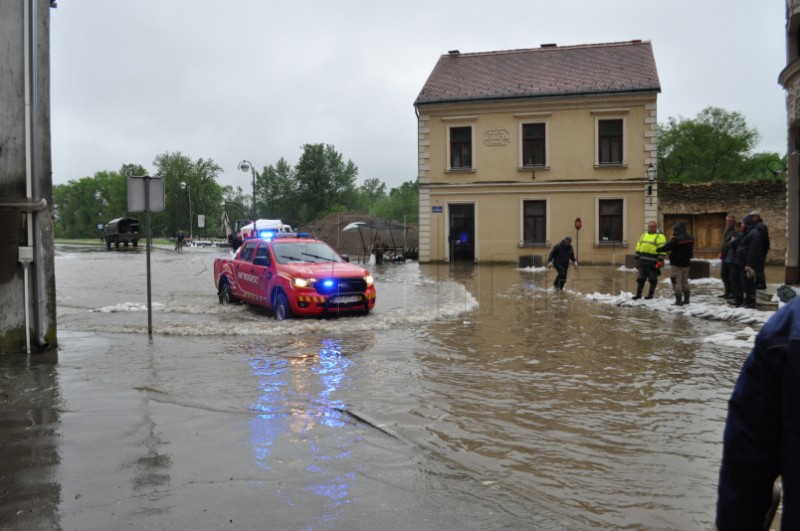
[449,126,472,169]
[598,199,623,242]
[522,123,546,167]
[522,200,546,244]
[598,119,623,165]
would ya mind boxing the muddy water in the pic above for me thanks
[1,244,779,529]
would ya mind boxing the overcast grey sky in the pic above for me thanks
[50,0,787,192]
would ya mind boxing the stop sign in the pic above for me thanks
[575,217,582,230]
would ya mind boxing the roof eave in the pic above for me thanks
[414,87,662,107]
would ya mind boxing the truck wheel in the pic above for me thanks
[274,292,292,321]
[106,238,111,249]
[219,283,233,304]
[133,240,138,247]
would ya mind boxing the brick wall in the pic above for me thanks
[658,181,786,264]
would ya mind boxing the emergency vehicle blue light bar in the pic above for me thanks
[273,232,311,239]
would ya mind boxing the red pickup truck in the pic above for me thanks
[214,233,376,320]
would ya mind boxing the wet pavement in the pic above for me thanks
[0,244,785,530]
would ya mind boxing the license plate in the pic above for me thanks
[331,295,360,304]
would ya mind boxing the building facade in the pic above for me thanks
[780,0,800,284]
[414,41,661,265]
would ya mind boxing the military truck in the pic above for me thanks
[104,217,140,249]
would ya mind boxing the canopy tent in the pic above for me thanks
[342,221,409,264]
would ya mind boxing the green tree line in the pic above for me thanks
[55,107,782,239]
[657,106,786,182]
[53,143,418,239]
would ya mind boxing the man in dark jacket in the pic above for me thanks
[750,211,770,290]
[719,215,736,299]
[657,221,695,305]
[547,236,577,290]
[734,215,765,309]
[716,295,800,530]
[725,221,746,307]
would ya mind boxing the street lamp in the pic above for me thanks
[645,164,656,206]
[238,160,257,220]
[646,163,656,195]
[180,181,192,240]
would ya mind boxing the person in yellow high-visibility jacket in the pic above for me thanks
[633,220,667,300]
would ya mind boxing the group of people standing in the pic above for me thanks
[632,220,695,305]
[547,212,769,307]
[719,211,770,309]
[630,212,770,307]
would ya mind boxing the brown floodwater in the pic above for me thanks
[0,244,782,530]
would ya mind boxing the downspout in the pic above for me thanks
[26,0,49,348]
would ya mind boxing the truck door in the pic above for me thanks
[252,243,275,306]
[234,242,260,299]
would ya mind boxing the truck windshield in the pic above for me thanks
[272,242,344,264]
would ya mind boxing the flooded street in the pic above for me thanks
[1,244,781,530]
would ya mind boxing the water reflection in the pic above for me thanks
[249,338,354,527]
[0,352,61,529]
[128,345,172,512]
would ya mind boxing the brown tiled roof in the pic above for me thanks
[415,40,660,105]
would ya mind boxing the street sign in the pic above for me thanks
[127,175,165,212]
[575,217,582,230]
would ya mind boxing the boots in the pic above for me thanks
[683,291,690,305]
[632,280,644,300]
[645,284,656,300]
[718,282,731,298]
[674,294,683,306]
[728,296,743,307]
[744,294,756,309]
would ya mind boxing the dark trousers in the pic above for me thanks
[721,261,732,291]
[553,264,568,290]
[739,268,756,297]
[636,260,659,296]
[728,263,743,300]
[756,269,766,290]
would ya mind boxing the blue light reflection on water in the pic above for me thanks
[248,338,355,526]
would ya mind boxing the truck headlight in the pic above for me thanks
[292,277,314,288]
[364,274,374,287]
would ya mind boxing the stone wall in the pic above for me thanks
[658,181,786,264]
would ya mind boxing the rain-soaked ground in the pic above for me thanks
[0,243,785,530]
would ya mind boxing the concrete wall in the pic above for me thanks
[0,0,57,353]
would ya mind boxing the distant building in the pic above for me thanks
[780,1,800,283]
[414,41,661,264]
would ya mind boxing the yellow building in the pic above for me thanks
[414,41,661,265]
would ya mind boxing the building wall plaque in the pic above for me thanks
[483,129,510,146]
